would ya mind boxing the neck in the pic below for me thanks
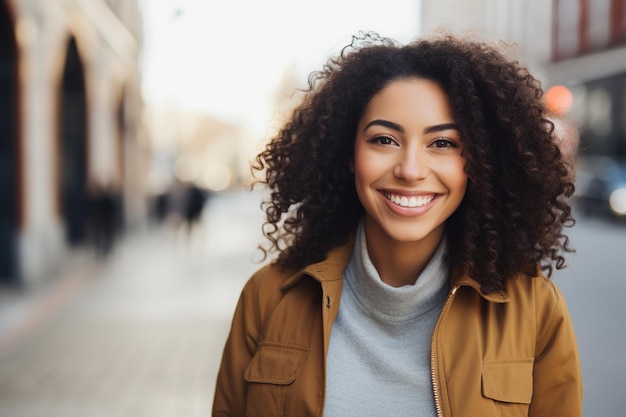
[364,220,444,287]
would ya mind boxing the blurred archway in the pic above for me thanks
[0,2,20,284]
[59,37,88,245]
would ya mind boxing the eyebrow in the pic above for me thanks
[364,119,459,135]
[364,119,405,133]
[424,123,459,134]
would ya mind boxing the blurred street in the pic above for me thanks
[0,188,265,417]
[554,211,626,416]
[0,189,624,416]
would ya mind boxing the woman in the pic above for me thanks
[213,32,582,417]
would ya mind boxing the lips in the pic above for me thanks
[383,191,437,208]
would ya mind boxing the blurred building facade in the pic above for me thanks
[144,107,248,198]
[421,0,626,158]
[1,0,146,286]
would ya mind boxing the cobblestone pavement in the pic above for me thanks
[0,189,265,417]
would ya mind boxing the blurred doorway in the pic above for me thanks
[60,37,88,245]
[0,3,20,284]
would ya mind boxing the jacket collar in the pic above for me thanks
[280,235,355,290]
[450,265,509,303]
[280,234,510,303]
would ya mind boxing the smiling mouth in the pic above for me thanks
[383,192,438,208]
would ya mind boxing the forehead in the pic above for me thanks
[360,78,454,126]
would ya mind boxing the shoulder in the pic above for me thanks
[504,271,573,333]
[458,269,569,320]
[505,271,565,307]
[242,262,293,300]
[238,262,302,322]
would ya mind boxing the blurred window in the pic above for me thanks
[554,0,580,59]
[553,0,626,60]
[611,0,626,44]
[589,0,611,49]
[588,88,612,137]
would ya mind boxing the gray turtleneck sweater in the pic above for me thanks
[324,222,450,417]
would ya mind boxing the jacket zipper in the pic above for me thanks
[431,285,459,417]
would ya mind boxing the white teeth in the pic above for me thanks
[387,193,435,207]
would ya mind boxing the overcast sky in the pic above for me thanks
[140,0,421,134]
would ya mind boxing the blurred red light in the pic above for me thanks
[545,85,573,116]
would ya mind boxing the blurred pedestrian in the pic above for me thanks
[152,191,169,225]
[87,183,118,257]
[162,179,187,229]
[183,182,207,235]
[213,32,581,416]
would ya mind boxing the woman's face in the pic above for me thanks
[353,78,467,247]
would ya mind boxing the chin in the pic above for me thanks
[383,225,437,245]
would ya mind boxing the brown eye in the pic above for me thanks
[432,139,457,148]
[371,135,397,146]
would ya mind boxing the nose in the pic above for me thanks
[393,147,428,182]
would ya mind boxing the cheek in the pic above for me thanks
[451,163,469,195]
[352,153,378,205]
[353,163,369,191]
[353,151,382,188]
[352,145,369,185]
[439,158,468,194]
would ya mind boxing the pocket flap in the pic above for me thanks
[481,358,534,404]
[244,342,308,385]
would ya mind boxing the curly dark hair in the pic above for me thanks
[252,32,575,294]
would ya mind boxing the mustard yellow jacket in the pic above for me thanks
[213,238,582,417]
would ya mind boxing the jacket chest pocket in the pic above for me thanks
[243,342,308,417]
[481,358,534,417]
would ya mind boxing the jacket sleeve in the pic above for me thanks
[212,275,264,417]
[530,280,583,417]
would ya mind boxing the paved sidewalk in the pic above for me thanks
[0,189,265,417]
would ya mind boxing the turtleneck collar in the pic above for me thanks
[343,220,450,322]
